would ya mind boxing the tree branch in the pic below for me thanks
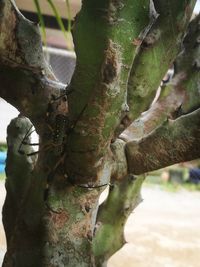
[0,67,66,124]
[66,0,154,182]
[92,175,144,267]
[121,11,200,142]
[0,0,66,122]
[174,12,200,114]
[124,0,197,128]
[3,116,45,266]
[120,85,186,141]
[126,108,200,175]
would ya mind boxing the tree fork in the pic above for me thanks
[66,0,152,183]
[126,108,200,174]
[0,1,199,267]
[121,13,200,142]
[126,0,197,126]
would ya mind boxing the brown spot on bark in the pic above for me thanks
[142,29,161,49]
[50,211,69,229]
[121,115,131,128]
[132,38,142,46]
[102,40,121,84]
[72,219,92,238]
[103,0,124,25]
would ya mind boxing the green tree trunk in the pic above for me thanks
[0,0,199,266]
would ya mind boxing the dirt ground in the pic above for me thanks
[0,182,200,267]
[109,185,200,267]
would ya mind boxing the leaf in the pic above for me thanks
[46,0,68,38]
[33,0,47,45]
[65,0,72,32]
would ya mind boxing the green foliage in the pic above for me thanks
[46,0,69,37]
[65,0,71,32]
[0,144,7,151]
[145,172,200,192]
[33,0,46,44]
[33,0,72,44]
[0,173,5,180]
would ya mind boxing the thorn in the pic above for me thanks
[132,38,142,46]
[85,204,91,213]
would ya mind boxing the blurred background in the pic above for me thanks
[0,0,200,266]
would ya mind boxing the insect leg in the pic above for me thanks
[18,125,35,155]
[51,85,73,102]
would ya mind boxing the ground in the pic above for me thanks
[0,181,200,266]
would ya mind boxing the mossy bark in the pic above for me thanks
[43,185,101,267]
[126,0,197,123]
[3,117,45,267]
[66,0,151,182]
[121,13,200,142]
[92,175,144,267]
[0,1,199,267]
[125,14,200,174]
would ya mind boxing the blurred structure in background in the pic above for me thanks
[16,0,78,84]
[43,46,76,84]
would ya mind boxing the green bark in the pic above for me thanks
[66,0,151,182]
[175,13,200,114]
[92,175,144,267]
[121,11,200,142]
[126,108,200,174]
[120,84,185,141]
[0,1,199,267]
[43,184,102,267]
[125,13,200,174]
[3,117,45,267]
[127,0,197,122]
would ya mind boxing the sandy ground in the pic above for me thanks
[109,186,200,267]
[0,182,200,266]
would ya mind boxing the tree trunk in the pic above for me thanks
[43,184,101,267]
[0,0,199,266]
[2,117,143,267]
[2,117,45,267]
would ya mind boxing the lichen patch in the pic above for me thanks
[0,1,18,57]
[50,210,69,229]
